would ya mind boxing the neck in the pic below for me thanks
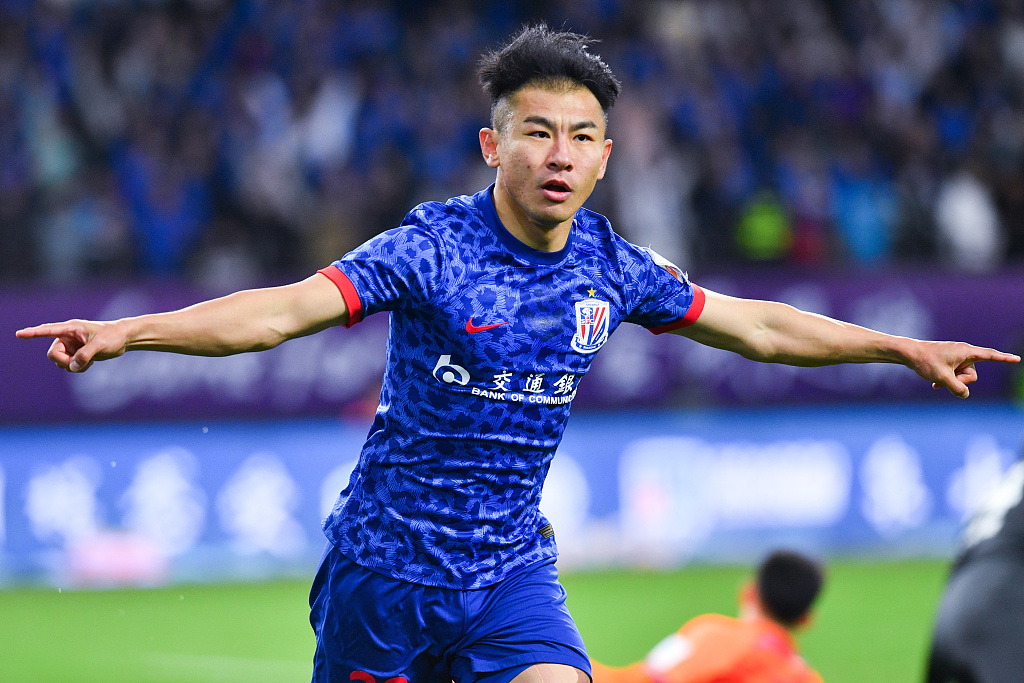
[740,601,767,622]
[491,183,573,253]
[741,601,800,633]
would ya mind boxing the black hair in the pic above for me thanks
[756,550,825,627]
[477,24,622,120]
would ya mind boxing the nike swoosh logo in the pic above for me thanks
[465,318,509,333]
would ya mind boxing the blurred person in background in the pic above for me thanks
[591,549,825,683]
[14,17,1023,683]
[4,1,1024,283]
[926,454,1024,683]
[934,163,1005,273]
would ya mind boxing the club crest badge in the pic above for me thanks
[571,297,610,353]
[641,246,689,283]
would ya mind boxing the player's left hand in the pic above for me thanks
[908,341,1020,398]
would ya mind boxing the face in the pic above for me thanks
[480,83,613,248]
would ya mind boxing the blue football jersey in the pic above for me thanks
[318,186,704,589]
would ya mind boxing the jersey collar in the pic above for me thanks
[476,185,575,265]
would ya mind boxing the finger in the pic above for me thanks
[957,373,978,386]
[69,348,93,372]
[70,358,94,373]
[68,337,105,372]
[934,367,970,398]
[15,323,72,339]
[955,364,979,385]
[946,382,969,398]
[946,378,969,398]
[967,348,1021,364]
[46,339,74,368]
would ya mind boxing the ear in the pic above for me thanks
[480,128,500,169]
[738,580,758,618]
[596,137,613,179]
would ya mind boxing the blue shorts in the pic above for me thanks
[308,543,590,683]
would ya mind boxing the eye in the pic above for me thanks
[574,133,594,142]
[529,130,550,138]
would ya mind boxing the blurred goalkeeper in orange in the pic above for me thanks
[591,550,824,683]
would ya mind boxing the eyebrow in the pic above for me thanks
[522,115,599,133]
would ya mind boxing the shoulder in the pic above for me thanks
[575,207,668,266]
[360,195,475,252]
[682,613,741,631]
[681,614,759,650]
[404,193,485,232]
[572,207,648,274]
[680,613,748,640]
[397,193,492,254]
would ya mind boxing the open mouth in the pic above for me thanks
[541,179,572,200]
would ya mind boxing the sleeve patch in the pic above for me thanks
[641,246,688,284]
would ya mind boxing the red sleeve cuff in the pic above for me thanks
[317,266,363,327]
[648,284,705,335]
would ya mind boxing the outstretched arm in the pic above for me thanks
[15,273,349,373]
[676,288,1019,398]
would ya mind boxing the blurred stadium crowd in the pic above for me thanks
[2,0,1023,288]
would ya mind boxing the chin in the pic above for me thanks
[538,205,579,225]
[535,214,573,230]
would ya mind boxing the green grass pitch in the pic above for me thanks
[0,559,948,682]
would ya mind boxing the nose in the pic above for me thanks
[547,135,573,172]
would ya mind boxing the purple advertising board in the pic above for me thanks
[4,268,1024,423]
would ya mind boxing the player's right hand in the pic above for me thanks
[15,320,127,373]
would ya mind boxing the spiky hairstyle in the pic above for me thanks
[477,24,621,123]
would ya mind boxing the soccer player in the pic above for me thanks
[590,550,825,683]
[15,24,1020,683]
[925,455,1024,683]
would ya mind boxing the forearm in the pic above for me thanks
[676,288,1019,398]
[17,273,350,373]
[741,302,913,367]
[119,288,302,356]
[681,294,914,367]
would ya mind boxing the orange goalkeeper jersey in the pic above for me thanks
[591,614,823,683]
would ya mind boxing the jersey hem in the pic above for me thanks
[327,534,559,590]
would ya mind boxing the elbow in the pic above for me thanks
[740,347,801,365]
[217,327,288,355]
[257,323,296,351]
[249,332,287,353]
[734,329,779,364]
[737,335,833,367]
